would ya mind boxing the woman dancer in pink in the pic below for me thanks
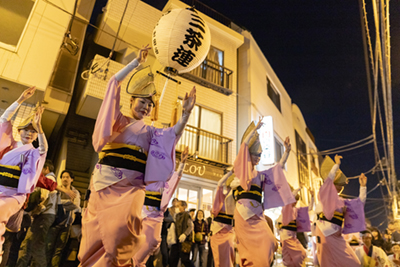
[232,118,295,266]
[0,87,46,263]
[209,168,235,267]
[78,45,196,267]
[278,187,311,267]
[315,155,367,267]
[132,146,189,266]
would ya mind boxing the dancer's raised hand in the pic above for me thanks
[136,44,151,64]
[182,86,196,114]
[17,86,36,104]
[359,173,367,187]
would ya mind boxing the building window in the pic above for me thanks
[0,0,36,51]
[274,137,284,164]
[188,46,233,90]
[267,78,281,112]
[177,102,228,163]
[295,130,309,201]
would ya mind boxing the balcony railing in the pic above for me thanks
[180,59,233,96]
[176,124,233,166]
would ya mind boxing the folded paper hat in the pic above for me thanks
[17,103,39,131]
[240,121,262,155]
[320,156,348,185]
[126,65,157,104]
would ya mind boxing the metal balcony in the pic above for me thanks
[176,124,233,167]
[180,59,234,96]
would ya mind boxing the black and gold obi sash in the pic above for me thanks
[280,220,297,231]
[233,184,262,203]
[214,212,234,226]
[144,191,162,209]
[317,211,344,227]
[98,143,147,173]
[0,164,21,188]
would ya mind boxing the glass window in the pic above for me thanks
[0,0,35,50]
[177,102,223,162]
[267,78,281,112]
[295,130,310,202]
[274,137,284,164]
[201,188,213,218]
[177,188,188,202]
[190,46,225,87]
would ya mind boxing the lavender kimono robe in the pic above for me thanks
[210,186,235,267]
[0,121,46,257]
[233,142,295,267]
[79,76,180,267]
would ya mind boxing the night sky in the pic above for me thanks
[197,0,400,228]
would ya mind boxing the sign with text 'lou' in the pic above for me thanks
[259,116,275,165]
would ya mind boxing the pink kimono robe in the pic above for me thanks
[210,186,235,267]
[280,205,310,267]
[132,163,184,266]
[233,142,295,267]
[315,176,366,267]
[0,121,46,256]
[79,76,179,267]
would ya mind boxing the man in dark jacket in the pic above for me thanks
[169,201,194,267]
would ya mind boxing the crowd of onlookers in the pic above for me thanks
[1,160,81,267]
[146,198,213,267]
[344,221,400,267]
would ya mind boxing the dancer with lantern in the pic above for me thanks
[231,118,295,266]
[314,154,367,266]
[78,45,196,267]
[0,87,47,263]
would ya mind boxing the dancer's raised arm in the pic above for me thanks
[174,86,196,136]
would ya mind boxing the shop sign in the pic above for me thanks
[259,116,275,165]
[175,158,225,181]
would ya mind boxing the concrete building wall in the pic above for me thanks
[0,0,76,90]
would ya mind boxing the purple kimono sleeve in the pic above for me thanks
[342,198,366,234]
[262,165,296,210]
[296,206,311,232]
[18,149,46,194]
[144,127,180,184]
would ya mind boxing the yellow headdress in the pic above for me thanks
[320,156,348,186]
[240,121,262,155]
[17,103,39,131]
[126,66,159,121]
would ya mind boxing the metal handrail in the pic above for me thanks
[177,124,233,164]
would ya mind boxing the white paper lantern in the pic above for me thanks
[152,8,211,74]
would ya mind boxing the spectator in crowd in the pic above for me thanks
[392,221,400,242]
[387,222,395,235]
[371,227,385,250]
[192,210,209,267]
[383,230,393,253]
[47,170,81,267]
[389,244,400,267]
[169,198,180,220]
[159,209,173,267]
[16,160,57,267]
[169,201,194,267]
[355,230,391,267]
[189,209,196,221]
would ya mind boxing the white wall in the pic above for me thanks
[0,0,76,91]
